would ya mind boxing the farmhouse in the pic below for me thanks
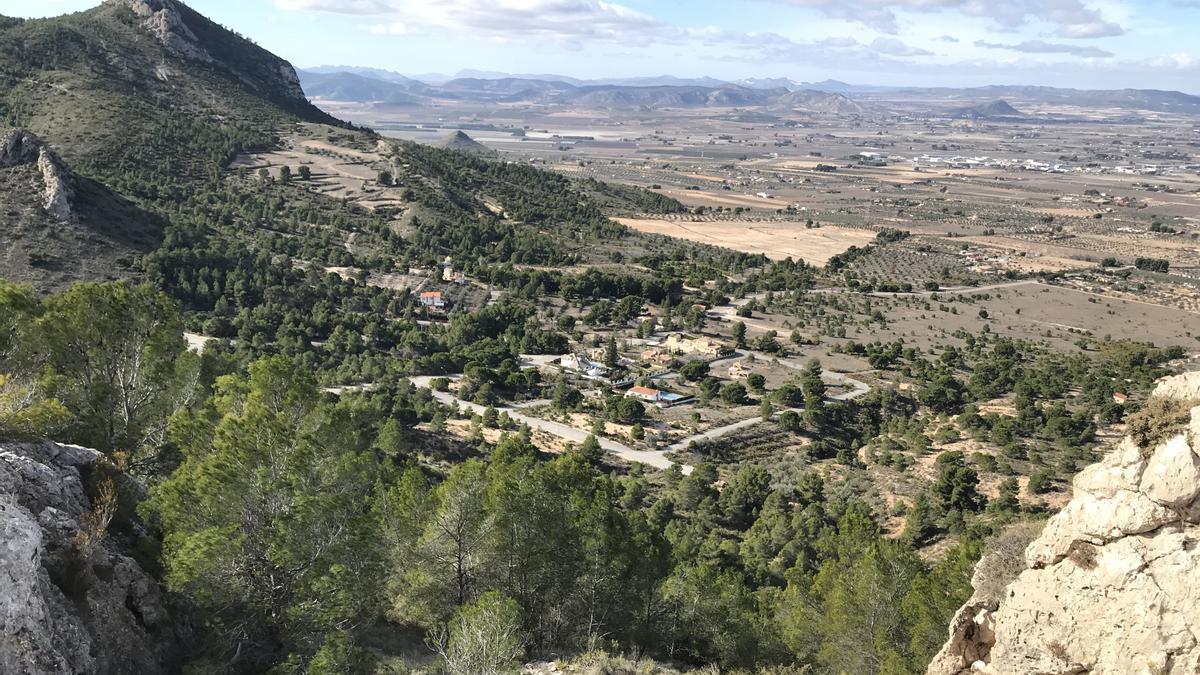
[625,385,691,408]
[664,333,734,359]
[417,291,446,309]
[561,354,608,379]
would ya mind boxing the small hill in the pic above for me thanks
[439,130,490,153]
[0,129,161,290]
[772,89,865,114]
[947,99,1022,119]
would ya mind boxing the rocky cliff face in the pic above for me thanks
[929,371,1200,675]
[0,441,175,674]
[0,129,75,221]
[106,0,309,103]
[122,0,214,63]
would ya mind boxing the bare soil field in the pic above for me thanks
[615,217,876,264]
[874,282,1200,351]
[230,128,408,211]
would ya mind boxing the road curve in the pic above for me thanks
[409,374,693,474]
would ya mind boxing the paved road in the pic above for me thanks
[410,374,693,474]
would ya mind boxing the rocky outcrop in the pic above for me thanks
[106,0,310,103]
[0,128,44,166]
[117,0,213,62]
[36,146,74,221]
[0,129,74,221]
[0,441,175,674]
[929,371,1200,675]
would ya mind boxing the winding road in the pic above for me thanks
[409,373,692,473]
[407,349,871,472]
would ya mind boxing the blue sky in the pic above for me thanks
[7,0,1200,91]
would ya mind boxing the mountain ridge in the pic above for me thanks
[297,68,1200,113]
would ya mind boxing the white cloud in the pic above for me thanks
[274,0,667,43]
[767,0,1125,37]
[870,36,933,56]
[975,39,1114,58]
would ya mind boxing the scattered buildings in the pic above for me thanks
[664,333,733,359]
[418,291,446,309]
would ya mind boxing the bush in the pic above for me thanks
[1126,397,1194,454]
[0,375,72,440]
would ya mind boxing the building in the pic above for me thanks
[626,385,665,403]
[625,385,691,408]
[417,291,446,309]
[1113,392,1128,405]
[727,361,753,379]
[664,333,733,359]
[641,349,676,367]
[561,354,608,379]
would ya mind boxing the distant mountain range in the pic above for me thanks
[300,69,861,113]
[301,67,1200,115]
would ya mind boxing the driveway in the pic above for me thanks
[410,373,692,474]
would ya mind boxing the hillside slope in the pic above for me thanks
[0,128,161,290]
[0,0,337,180]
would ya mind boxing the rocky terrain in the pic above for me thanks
[929,371,1200,675]
[0,129,160,291]
[0,128,73,221]
[0,441,175,674]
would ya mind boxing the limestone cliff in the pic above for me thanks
[105,0,310,103]
[0,441,175,674]
[929,371,1200,675]
[0,129,74,221]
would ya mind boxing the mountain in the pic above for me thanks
[772,89,865,114]
[304,65,427,87]
[439,130,490,153]
[452,69,584,85]
[439,76,577,100]
[737,77,801,90]
[803,79,857,93]
[564,83,783,109]
[0,129,161,291]
[930,371,1200,675]
[298,70,427,104]
[946,99,1023,119]
[0,0,337,177]
[846,84,1200,113]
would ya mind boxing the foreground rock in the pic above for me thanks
[929,371,1200,675]
[0,441,175,674]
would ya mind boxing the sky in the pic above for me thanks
[7,0,1200,91]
